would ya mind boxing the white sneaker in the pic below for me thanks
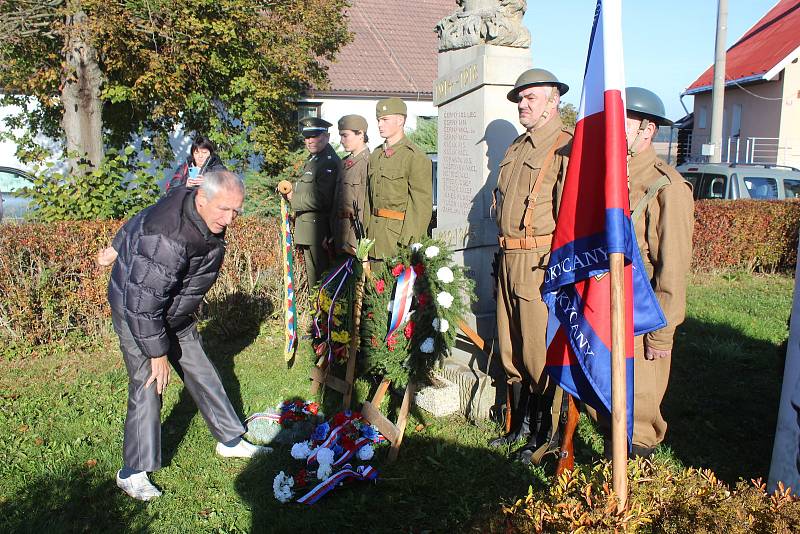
[116,470,162,501]
[215,439,273,458]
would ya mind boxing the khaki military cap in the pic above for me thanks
[376,98,407,118]
[299,116,332,137]
[338,114,368,132]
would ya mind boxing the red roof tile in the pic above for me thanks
[310,0,455,98]
[685,0,800,94]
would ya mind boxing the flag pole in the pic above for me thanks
[610,251,628,511]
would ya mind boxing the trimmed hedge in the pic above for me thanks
[0,218,281,348]
[1,199,797,349]
[693,199,800,272]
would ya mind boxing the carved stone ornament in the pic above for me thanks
[435,0,531,52]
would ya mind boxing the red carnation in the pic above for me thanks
[294,468,309,488]
[386,333,398,351]
[404,320,415,339]
[375,279,385,294]
[340,435,356,451]
[370,336,379,348]
[417,293,430,307]
[391,263,404,277]
[314,342,328,356]
[307,402,319,415]
[413,263,425,276]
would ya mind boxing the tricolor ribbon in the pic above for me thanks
[296,464,379,505]
[281,197,297,359]
[386,266,416,340]
[313,258,354,362]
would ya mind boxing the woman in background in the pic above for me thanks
[330,115,370,256]
[165,136,226,192]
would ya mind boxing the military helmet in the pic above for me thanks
[625,87,673,127]
[507,68,569,103]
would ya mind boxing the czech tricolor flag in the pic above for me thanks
[540,0,666,443]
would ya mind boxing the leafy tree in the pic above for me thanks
[408,117,437,154]
[559,102,577,129]
[0,0,351,173]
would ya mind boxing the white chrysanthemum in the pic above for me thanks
[425,245,440,258]
[410,242,423,252]
[290,440,312,460]
[432,317,449,333]
[437,291,454,309]
[316,447,335,466]
[357,444,374,461]
[436,266,454,283]
[317,463,333,481]
[420,337,435,353]
[273,471,294,503]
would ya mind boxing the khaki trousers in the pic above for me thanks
[496,250,551,394]
[587,337,671,449]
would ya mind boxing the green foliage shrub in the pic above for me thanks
[23,148,162,221]
[0,217,281,354]
[496,459,800,533]
[243,148,307,218]
[692,199,800,273]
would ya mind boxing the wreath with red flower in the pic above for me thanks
[359,237,474,387]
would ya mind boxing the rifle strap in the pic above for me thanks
[529,385,567,465]
[631,174,670,224]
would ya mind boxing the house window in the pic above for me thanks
[731,104,742,137]
[294,102,322,131]
[697,105,708,129]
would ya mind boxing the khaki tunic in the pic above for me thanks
[495,117,572,392]
[363,137,432,259]
[627,145,694,448]
[290,144,341,284]
[331,147,369,255]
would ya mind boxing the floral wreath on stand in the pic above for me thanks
[360,237,475,387]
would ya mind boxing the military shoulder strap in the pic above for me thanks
[631,174,670,224]
[528,385,567,465]
[523,131,572,237]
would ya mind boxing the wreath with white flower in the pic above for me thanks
[359,237,474,387]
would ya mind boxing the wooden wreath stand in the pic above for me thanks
[360,379,415,463]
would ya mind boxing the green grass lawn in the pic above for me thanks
[0,272,793,533]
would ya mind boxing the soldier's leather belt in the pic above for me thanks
[373,208,405,221]
[498,234,552,250]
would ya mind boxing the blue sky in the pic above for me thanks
[523,0,778,120]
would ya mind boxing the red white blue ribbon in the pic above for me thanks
[386,266,416,340]
[296,464,379,505]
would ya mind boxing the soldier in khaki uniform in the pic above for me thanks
[286,117,341,286]
[623,87,694,456]
[331,115,370,256]
[490,69,573,465]
[363,98,432,260]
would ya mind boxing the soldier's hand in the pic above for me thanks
[145,355,171,394]
[644,346,671,361]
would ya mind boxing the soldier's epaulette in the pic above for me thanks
[653,158,685,185]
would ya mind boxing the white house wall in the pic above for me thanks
[779,59,800,168]
[305,96,438,151]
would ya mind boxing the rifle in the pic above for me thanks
[556,394,580,475]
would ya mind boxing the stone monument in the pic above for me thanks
[429,0,532,420]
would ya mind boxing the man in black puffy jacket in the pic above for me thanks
[108,170,269,501]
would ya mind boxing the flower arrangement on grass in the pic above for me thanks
[359,238,474,387]
[245,400,324,446]
[272,409,383,504]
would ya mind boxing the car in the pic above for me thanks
[0,166,34,222]
[676,162,800,201]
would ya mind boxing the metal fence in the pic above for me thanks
[676,134,790,165]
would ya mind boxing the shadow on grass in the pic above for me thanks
[663,317,786,482]
[0,465,147,533]
[161,292,272,467]
[234,430,542,533]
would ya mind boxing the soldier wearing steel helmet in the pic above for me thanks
[489,68,573,465]
[363,98,433,260]
[622,87,694,457]
[285,116,341,285]
[331,114,370,256]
